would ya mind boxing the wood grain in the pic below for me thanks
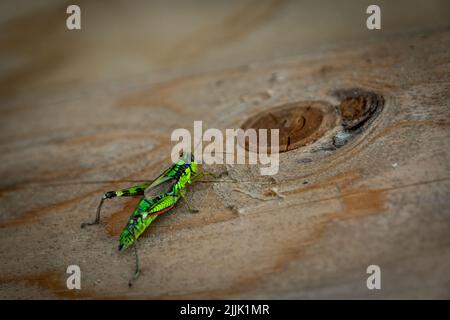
[0,8,449,298]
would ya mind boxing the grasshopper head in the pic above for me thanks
[179,150,198,173]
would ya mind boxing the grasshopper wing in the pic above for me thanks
[144,174,177,199]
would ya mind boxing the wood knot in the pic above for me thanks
[240,101,337,152]
[334,88,384,131]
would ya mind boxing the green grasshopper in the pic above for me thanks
[81,151,220,287]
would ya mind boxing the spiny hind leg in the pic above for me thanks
[81,182,151,228]
[180,189,199,213]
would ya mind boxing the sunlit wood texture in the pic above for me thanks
[0,3,449,298]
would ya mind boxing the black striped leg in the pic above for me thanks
[81,182,151,228]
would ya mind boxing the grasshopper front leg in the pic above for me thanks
[81,182,151,228]
[180,189,199,213]
[182,170,227,214]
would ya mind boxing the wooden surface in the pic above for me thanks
[0,2,450,299]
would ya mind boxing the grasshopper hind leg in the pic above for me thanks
[81,191,115,228]
[81,182,151,229]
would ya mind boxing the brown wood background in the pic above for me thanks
[0,0,449,299]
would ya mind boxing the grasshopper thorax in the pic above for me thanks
[179,151,198,174]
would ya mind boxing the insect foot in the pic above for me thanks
[128,269,141,288]
[80,192,115,228]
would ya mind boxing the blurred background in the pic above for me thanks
[1,0,449,103]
